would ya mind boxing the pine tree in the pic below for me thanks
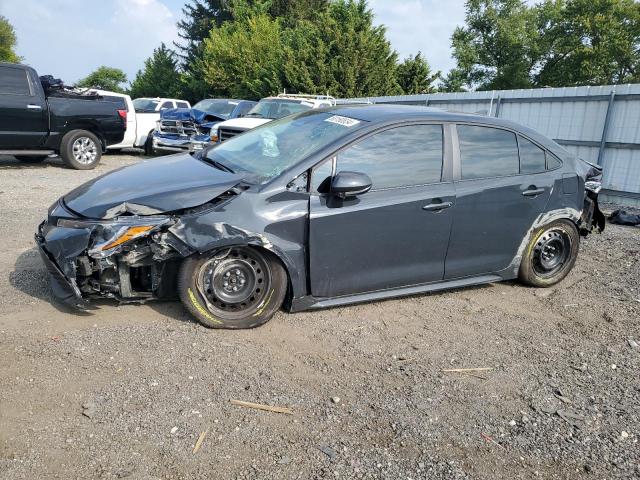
[396,53,440,94]
[129,44,182,99]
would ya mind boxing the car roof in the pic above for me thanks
[325,104,563,152]
[198,98,248,103]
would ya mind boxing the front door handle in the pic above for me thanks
[27,104,43,111]
[522,187,545,197]
[423,201,453,212]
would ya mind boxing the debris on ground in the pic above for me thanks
[193,430,207,454]
[609,209,640,226]
[229,399,293,415]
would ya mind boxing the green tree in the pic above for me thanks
[450,0,539,90]
[282,0,401,97]
[200,13,284,99]
[396,53,440,94]
[77,66,128,93]
[439,69,469,92]
[129,43,182,99]
[175,0,235,64]
[535,0,640,86]
[175,0,236,101]
[0,15,20,63]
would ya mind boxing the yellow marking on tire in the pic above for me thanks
[188,288,222,325]
[253,289,274,317]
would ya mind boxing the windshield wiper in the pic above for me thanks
[205,158,235,173]
[246,112,264,118]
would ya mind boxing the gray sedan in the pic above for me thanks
[36,105,604,328]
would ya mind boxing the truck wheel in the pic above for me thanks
[60,130,102,170]
[144,131,155,155]
[15,155,48,163]
[519,220,580,288]
[178,247,287,329]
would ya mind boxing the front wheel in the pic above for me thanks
[60,129,102,169]
[519,220,580,288]
[178,247,287,329]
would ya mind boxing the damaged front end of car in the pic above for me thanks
[36,202,186,308]
[579,161,606,235]
[34,151,263,309]
[152,108,222,153]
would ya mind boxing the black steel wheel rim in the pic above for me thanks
[197,248,271,317]
[532,229,571,277]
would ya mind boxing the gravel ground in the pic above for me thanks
[0,153,639,480]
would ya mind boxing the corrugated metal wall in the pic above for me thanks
[340,84,640,206]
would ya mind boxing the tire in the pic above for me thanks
[144,131,154,155]
[60,130,102,170]
[519,219,580,288]
[178,246,287,329]
[15,155,48,163]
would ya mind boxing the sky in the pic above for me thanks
[0,0,467,84]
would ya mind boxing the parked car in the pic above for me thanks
[215,94,336,142]
[84,94,191,154]
[152,98,255,153]
[0,63,126,169]
[35,105,604,329]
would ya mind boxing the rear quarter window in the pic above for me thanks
[0,67,31,95]
[518,135,546,174]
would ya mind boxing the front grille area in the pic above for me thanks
[219,127,248,142]
[159,120,197,136]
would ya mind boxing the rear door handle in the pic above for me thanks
[27,104,43,111]
[423,201,453,212]
[522,188,545,197]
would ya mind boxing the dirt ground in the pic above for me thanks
[0,153,638,480]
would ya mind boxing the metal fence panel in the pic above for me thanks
[340,84,640,206]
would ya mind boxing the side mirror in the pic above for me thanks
[331,171,372,198]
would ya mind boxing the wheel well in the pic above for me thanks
[63,125,107,151]
[250,245,295,309]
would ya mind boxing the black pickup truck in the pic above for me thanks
[0,63,126,169]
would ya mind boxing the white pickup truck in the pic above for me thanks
[214,94,336,143]
[131,97,191,153]
[89,91,190,153]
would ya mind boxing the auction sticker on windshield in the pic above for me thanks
[324,115,361,127]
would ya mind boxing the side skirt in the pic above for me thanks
[289,274,504,313]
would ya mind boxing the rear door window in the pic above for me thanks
[0,67,31,95]
[458,125,519,180]
[336,124,443,190]
[518,135,546,174]
[176,101,189,108]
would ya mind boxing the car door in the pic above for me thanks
[309,124,455,298]
[444,124,555,279]
[0,65,48,148]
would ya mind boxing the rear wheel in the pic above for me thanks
[519,220,580,287]
[178,247,287,329]
[144,131,155,155]
[15,155,48,163]
[60,129,102,169]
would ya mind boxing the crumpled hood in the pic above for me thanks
[160,107,226,125]
[64,154,243,219]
